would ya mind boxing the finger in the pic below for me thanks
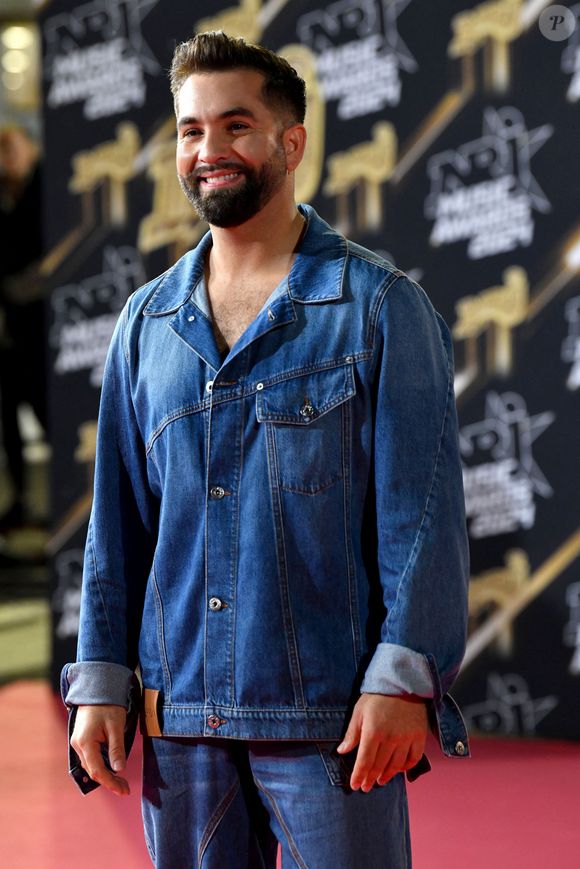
[337,710,362,755]
[105,721,127,773]
[349,731,379,791]
[402,741,424,772]
[360,743,394,791]
[377,747,409,786]
[83,741,130,797]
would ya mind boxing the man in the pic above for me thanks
[0,126,46,531]
[63,31,470,868]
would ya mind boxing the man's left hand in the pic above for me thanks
[336,693,428,791]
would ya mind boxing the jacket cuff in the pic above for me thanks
[360,643,434,697]
[61,661,135,709]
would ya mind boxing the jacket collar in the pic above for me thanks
[142,204,347,317]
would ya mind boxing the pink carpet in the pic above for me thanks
[1,681,578,868]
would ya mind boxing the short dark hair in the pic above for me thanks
[170,30,306,125]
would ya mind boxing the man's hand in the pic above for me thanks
[70,704,130,797]
[336,694,428,791]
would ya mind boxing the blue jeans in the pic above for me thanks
[141,736,411,868]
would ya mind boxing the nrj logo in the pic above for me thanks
[460,391,555,538]
[561,4,580,101]
[425,106,553,260]
[44,0,159,120]
[297,0,417,119]
[561,296,580,390]
[50,246,145,387]
[463,673,558,736]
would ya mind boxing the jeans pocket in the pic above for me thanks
[315,742,357,789]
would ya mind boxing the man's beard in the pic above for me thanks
[178,145,287,228]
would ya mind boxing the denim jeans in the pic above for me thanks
[141,736,411,868]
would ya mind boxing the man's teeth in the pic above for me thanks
[202,173,240,185]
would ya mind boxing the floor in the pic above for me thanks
[1,678,579,869]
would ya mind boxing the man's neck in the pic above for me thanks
[206,192,305,285]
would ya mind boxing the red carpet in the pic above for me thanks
[1,681,578,868]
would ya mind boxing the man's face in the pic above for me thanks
[175,70,290,227]
[0,128,37,181]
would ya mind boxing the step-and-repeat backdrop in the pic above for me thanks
[41,0,580,739]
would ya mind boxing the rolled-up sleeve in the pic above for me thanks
[360,275,470,756]
[61,299,159,705]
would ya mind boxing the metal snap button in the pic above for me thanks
[210,486,226,499]
[188,315,195,322]
[209,597,225,611]
[267,308,276,321]
[208,714,222,728]
[206,381,214,393]
[454,740,466,756]
[256,382,264,390]
[345,355,353,363]
[299,398,315,419]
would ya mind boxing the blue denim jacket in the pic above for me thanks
[62,204,470,758]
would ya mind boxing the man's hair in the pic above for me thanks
[170,31,306,125]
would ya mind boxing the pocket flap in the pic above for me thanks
[256,363,355,425]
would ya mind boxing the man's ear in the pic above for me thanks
[283,124,307,173]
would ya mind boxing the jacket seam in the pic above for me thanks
[151,563,172,702]
[387,353,454,635]
[266,422,306,707]
[366,271,402,353]
[346,242,404,276]
[87,530,115,653]
[145,357,367,454]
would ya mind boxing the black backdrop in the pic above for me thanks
[40,0,580,739]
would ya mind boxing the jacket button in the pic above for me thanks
[206,381,214,393]
[209,597,225,611]
[454,740,466,756]
[208,714,222,729]
[210,486,226,499]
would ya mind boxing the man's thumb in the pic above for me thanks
[336,715,361,754]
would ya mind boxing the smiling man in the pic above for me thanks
[63,31,470,869]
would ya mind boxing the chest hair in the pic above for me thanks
[208,281,280,353]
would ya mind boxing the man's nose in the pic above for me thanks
[197,128,231,165]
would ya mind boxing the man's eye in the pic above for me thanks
[230,123,248,131]
[182,129,201,138]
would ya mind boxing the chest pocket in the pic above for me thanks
[256,362,356,494]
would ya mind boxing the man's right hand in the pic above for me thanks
[70,704,130,796]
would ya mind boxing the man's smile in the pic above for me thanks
[198,170,244,189]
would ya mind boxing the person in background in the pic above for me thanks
[63,32,470,868]
[0,125,46,532]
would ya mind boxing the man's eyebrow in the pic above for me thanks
[177,107,257,128]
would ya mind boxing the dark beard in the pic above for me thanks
[178,148,286,228]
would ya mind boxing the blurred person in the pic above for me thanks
[0,125,46,531]
[62,32,470,868]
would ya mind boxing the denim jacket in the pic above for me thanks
[62,204,470,759]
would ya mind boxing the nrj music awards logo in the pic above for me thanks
[297,0,417,119]
[560,4,580,101]
[50,246,145,388]
[425,107,553,260]
[462,672,558,736]
[44,0,160,120]
[561,296,580,390]
[460,391,555,539]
